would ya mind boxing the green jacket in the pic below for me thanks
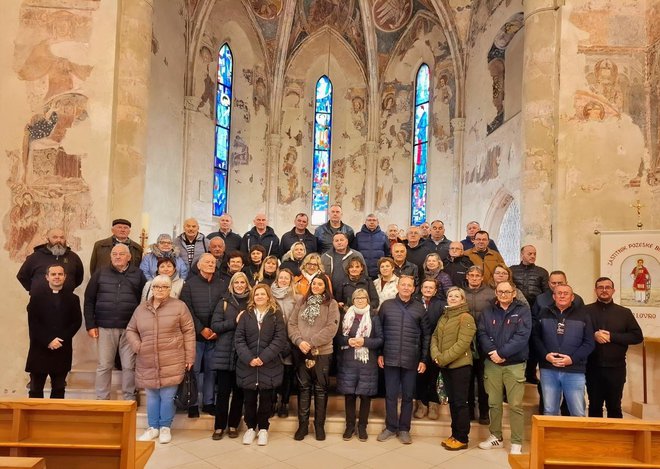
[431,304,476,369]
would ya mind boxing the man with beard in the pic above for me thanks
[17,228,84,295]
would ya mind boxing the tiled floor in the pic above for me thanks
[144,429,516,469]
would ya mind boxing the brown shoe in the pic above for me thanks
[227,427,239,438]
[444,438,468,451]
[414,402,428,419]
[428,403,440,420]
[441,436,455,447]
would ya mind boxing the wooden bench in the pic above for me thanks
[509,415,660,468]
[0,399,154,469]
[0,457,46,468]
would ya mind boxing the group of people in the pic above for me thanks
[16,207,644,452]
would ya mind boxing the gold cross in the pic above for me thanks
[630,199,644,229]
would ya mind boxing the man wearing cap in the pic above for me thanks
[90,219,143,274]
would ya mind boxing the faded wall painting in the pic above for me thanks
[4,1,100,261]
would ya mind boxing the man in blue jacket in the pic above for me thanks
[477,281,531,455]
[353,214,390,279]
[533,284,594,417]
[377,276,430,445]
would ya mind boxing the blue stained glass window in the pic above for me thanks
[311,76,333,225]
[411,64,430,225]
[213,43,232,217]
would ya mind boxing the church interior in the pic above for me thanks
[1,0,660,464]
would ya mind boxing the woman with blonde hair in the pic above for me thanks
[294,253,330,296]
[281,241,306,277]
[128,275,196,444]
[210,272,251,440]
[256,255,279,286]
[235,284,287,446]
[423,252,453,300]
[431,286,476,451]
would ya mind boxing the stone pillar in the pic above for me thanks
[266,133,282,223]
[520,0,561,264]
[450,117,465,239]
[364,141,378,215]
[110,0,153,230]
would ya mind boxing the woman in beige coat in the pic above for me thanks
[127,274,196,444]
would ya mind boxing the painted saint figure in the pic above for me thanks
[630,259,651,303]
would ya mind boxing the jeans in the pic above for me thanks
[540,368,586,416]
[146,385,178,428]
[29,372,67,399]
[484,361,526,444]
[96,328,135,400]
[441,365,472,444]
[383,366,417,432]
[586,365,626,418]
[194,341,216,406]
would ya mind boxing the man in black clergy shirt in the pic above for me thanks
[585,277,643,418]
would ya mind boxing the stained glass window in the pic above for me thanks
[311,76,333,226]
[213,43,232,216]
[411,64,430,225]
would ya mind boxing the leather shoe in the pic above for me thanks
[227,427,239,438]
[187,406,200,418]
[212,429,224,440]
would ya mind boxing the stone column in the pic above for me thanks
[520,0,561,264]
[364,141,378,215]
[266,133,282,223]
[109,0,153,230]
[450,117,465,238]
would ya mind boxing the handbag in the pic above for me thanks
[174,369,198,410]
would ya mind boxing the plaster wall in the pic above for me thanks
[144,0,186,240]
[462,1,524,240]
[0,0,119,392]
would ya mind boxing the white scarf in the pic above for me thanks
[342,304,372,364]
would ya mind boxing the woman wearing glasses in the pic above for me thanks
[336,288,383,441]
[431,286,476,451]
[128,275,196,444]
[294,253,330,296]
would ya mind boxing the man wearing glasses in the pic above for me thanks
[532,284,594,416]
[477,281,531,455]
[584,277,642,418]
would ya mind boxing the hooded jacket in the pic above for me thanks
[174,232,209,268]
[240,226,280,257]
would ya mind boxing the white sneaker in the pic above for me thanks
[478,434,504,450]
[257,429,268,446]
[510,443,523,454]
[242,428,256,445]
[138,427,159,441]
[159,427,171,444]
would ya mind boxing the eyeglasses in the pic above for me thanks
[496,290,514,295]
[152,285,171,290]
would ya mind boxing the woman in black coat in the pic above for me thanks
[234,284,287,446]
[336,257,380,311]
[210,272,251,440]
[336,289,383,442]
[26,265,82,398]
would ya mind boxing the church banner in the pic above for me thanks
[600,231,660,339]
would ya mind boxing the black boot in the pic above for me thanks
[188,405,200,418]
[343,394,356,440]
[278,402,289,418]
[314,390,328,441]
[294,389,311,441]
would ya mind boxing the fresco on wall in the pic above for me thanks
[372,0,413,32]
[196,45,216,118]
[467,0,511,48]
[4,2,100,261]
[250,0,283,19]
[650,42,660,185]
[464,144,501,183]
[346,88,368,137]
[288,0,367,75]
[486,12,523,135]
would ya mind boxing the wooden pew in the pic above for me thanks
[0,399,154,469]
[509,415,660,468]
[0,457,46,468]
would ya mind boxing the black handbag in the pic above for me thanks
[174,369,198,410]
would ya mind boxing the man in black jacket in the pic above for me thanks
[17,228,84,295]
[279,213,317,257]
[84,244,145,400]
[443,242,473,288]
[180,253,228,417]
[377,276,430,445]
[207,213,242,253]
[240,213,280,256]
[585,277,643,418]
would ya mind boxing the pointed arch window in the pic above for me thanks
[213,43,232,216]
[411,64,430,225]
[311,75,333,226]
